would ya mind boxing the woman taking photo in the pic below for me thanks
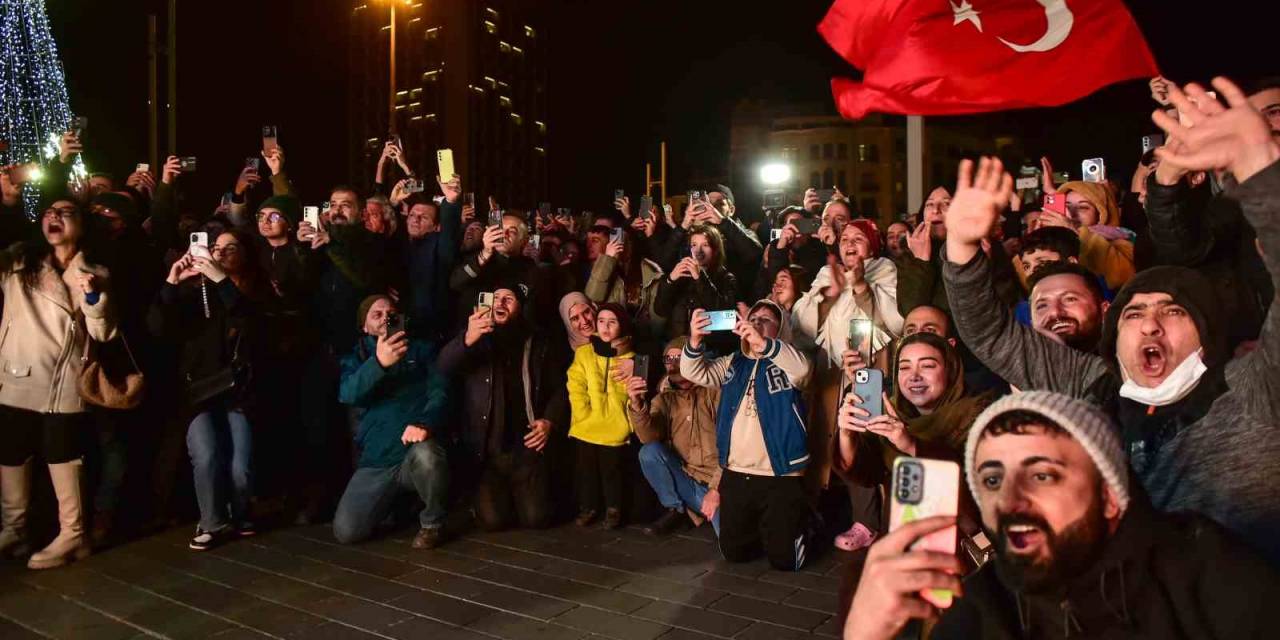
[0,199,115,569]
[149,228,265,551]
[834,332,994,548]
[584,227,665,355]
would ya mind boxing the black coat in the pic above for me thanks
[933,493,1280,639]
[148,277,260,409]
[436,324,570,460]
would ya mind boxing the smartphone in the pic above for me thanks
[1042,193,1067,216]
[464,192,476,207]
[436,149,455,181]
[763,190,785,208]
[188,232,210,259]
[793,217,822,235]
[1014,176,1038,190]
[848,318,873,364]
[1141,134,1164,154]
[614,189,625,203]
[404,178,425,194]
[385,312,406,337]
[302,206,321,236]
[770,228,783,242]
[70,116,87,138]
[478,292,495,311]
[663,204,673,218]
[245,157,260,172]
[852,368,885,418]
[815,188,835,202]
[704,310,738,332]
[488,208,503,227]
[889,457,960,609]
[688,190,705,205]
[220,192,234,207]
[638,195,652,220]
[136,163,150,173]
[179,156,198,172]
[529,234,541,253]
[632,354,650,382]
[610,227,625,243]
[556,207,572,217]
[262,125,278,152]
[1081,158,1106,183]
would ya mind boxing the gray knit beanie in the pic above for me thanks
[964,391,1130,513]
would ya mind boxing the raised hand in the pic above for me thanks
[689,308,712,349]
[905,221,931,261]
[262,146,285,175]
[161,156,183,185]
[438,173,461,203]
[234,165,261,196]
[1039,156,1058,194]
[376,330,409,368]
[1152,76,1280,183]
[944,157,1013,265]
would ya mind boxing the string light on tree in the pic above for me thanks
[0,0,84,218]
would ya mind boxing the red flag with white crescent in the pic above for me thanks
[818,0,1160,118]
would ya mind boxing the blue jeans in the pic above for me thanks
[638,441,720,535]
[186,406,253,532]
[332,440,448,544]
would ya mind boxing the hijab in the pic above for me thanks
[558,292,594,350]
[887,332,994,464]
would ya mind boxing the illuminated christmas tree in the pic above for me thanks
[0,0,81,218]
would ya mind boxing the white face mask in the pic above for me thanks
[1118,348,1208,407]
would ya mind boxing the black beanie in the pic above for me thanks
[1101,266,1224,368]
[258,195,303,229]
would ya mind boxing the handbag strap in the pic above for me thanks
[118,332,142,374]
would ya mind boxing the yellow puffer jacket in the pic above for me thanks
[566,342,634,446]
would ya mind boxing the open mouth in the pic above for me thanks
[906,385,930,396]
[1004,523,1045,554]
[1049,319,1077,335]
[1140,344,1166,377]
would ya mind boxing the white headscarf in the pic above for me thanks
[790,257,903,366]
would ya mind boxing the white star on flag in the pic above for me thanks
[951,0,983,31]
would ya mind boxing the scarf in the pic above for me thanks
[791,257,904,366]
[887,333,994,465]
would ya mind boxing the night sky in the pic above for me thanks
[46,0,1275,213]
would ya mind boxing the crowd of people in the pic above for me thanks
[2,73,1280,638]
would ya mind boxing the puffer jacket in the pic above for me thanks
[584,255,666,351]
[933,491,1280,639]
[566,341,634,447]
[0,251,115,414]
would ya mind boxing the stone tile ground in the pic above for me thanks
[0,522,862,639]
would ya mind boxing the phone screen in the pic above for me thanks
[477,292,495,311]
[262,125,278,152]
[632,355,650,381]
[705,310,738,332]
[638,195,652,220]
[848,318,873,363]
[889,457,960,609]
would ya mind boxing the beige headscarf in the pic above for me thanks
[559,292,595,350]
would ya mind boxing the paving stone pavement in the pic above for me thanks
[0,522,860,639]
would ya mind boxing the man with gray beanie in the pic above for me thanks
[937,77,1280,564]
[843,391,1280,640]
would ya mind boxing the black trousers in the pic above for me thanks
[719,469,813,571]
[474,449,551,531]
[575,440,624,512]
[0,405,90,465]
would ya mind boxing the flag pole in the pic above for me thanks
[907,115,924,215]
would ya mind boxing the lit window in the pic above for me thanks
[422,69,441,82]
[499,96,512,108]
[512,46,523,55]
[497,80,509,90]
[524,25,536,38]
[483,20,496,34]
[469,84,486,94]
[534,120,546,134]
[483,75,497,88]
[424,27,440,40]
[485,7,499,19]
[510,113,523,125]
[534,146,546,154]
[498,41,512,53]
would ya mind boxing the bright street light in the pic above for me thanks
[760,163,791,186]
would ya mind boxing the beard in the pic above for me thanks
[989,489,1109,594]
[1041,317,1100,352]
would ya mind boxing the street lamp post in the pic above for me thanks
[388,1,397,134]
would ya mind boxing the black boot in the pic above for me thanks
[642,508,688,536]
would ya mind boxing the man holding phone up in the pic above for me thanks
[333,296,451,550]
[437,281,569,532]
[680,300,814,571]
[843,392,1280,640]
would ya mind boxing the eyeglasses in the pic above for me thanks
[256,212,284,224]
[43,206,77,220]
[662,355,681,364]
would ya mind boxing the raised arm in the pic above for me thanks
[943,157,1111,398]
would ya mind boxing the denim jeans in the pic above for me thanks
[638,441,720,535]
[332,440,448,544]
[186,405,253,532]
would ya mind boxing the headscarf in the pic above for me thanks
[1057,181,1120,227]
[886,332,995,466]
[558,292,594,350]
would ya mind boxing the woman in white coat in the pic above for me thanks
[790,219,902,551]
[0,199,115,569]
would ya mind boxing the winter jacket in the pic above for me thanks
[653,267,739,345]
[941,158,1280,565]
[1144,175,1273,350]
[933,492,1280,639]
[437,325,570,460]
[680,337,812,476]
[148,277,259,410]
[792,259,903,368]
[0,251,115,414]
[339,335,449,469]
[311,224,391,355]
[631,384,723,489]
[566,342,634,447]
[895,242,1022,318]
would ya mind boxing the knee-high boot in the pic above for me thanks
[0,460,32,558]
[28,461,91,570]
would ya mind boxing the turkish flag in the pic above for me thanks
[818,0,1160,118]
